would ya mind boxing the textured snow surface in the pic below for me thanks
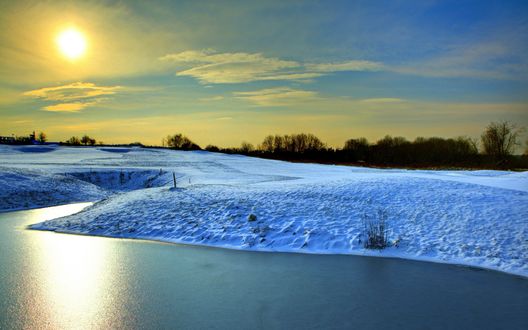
[1,145,527,276]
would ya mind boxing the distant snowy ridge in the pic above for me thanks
[1,145,527,277]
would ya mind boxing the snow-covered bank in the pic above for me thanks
[0,167,107,211]
[1,145,527,276]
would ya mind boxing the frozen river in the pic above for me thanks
[1,204,527,329]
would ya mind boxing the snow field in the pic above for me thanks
[1,145,527,276]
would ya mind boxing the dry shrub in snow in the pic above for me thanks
[363,210,389,249]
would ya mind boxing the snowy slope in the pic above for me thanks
[1,145,527,276]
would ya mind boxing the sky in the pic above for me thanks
[1,0,527,147]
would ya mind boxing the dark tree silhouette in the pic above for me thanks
[37,132,47,143]
[77,135,96,146]
[258,133,325,153]
[165,133,200,150]
[260,135,274,153]
[66,136,81,146]
[343,137,369,161]
[178,122,525,169]
[205,145,220,152]
[240,141,254,153]
[481,121,521,161]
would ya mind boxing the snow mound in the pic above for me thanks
[32,177,528,276]
[0,167,107,211]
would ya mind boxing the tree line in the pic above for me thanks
[0,131,102,146]
[11,121,524,169]
[188,121,526,169]
[62,135,98,146]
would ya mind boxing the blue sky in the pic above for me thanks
[0,0,527,146]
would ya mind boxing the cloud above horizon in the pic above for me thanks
[359,98,405,104]
[160,50,383,84]
[233,87,319,106]
[23,82,121,112]
[234,88,409,108]
[42,102,98,112]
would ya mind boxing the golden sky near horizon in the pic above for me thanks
[1,0,527,147]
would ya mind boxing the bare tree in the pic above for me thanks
[481,121,521,161]
[66,136,81,146]
[260,135,274,152]
[166,133,200,150]
[81,135,91,146]
[240,141,254,153]
[37,132,47,144]
[259,133,325,153]
[344,137,369,160]
[273,135,284,152]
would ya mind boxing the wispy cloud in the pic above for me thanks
[360,98,405,104]
[233,87,319,106]
[166,47,528,90]
[391,41,528,80]
[162,50,305,84]
[160,50,381,84]
[234,87,408,108]
[42,102,98,112]
[199,95,225,102]
[23,82,121,101]
[23,82,121,112]
[13,120,33,124]
[307,61,383,73]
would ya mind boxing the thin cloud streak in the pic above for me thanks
[199,95,225,102]
[235,88,407,108]
[23,82,121,101]
[389,41,528,80]
[42,102,97,112]
[23,82,121,112]
[360,98,405,104]
[161,50,381,84]
[233,87,319,107]
[307,61,383,72]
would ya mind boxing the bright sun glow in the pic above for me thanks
[56,28,87,60]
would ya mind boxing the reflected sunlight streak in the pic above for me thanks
[26,204,122,329]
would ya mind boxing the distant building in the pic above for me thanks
[0,131,38,145]
[0,135,15,144]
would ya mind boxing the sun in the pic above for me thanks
[56,28,87,60]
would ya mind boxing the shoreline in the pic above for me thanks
[20,201,528,280]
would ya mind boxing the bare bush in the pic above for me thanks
[363,210,389,249]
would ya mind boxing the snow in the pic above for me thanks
[1,145,527,277]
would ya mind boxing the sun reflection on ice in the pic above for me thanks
[40,235,109,327]
[25,203,92,224]
[22,203,127,329]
